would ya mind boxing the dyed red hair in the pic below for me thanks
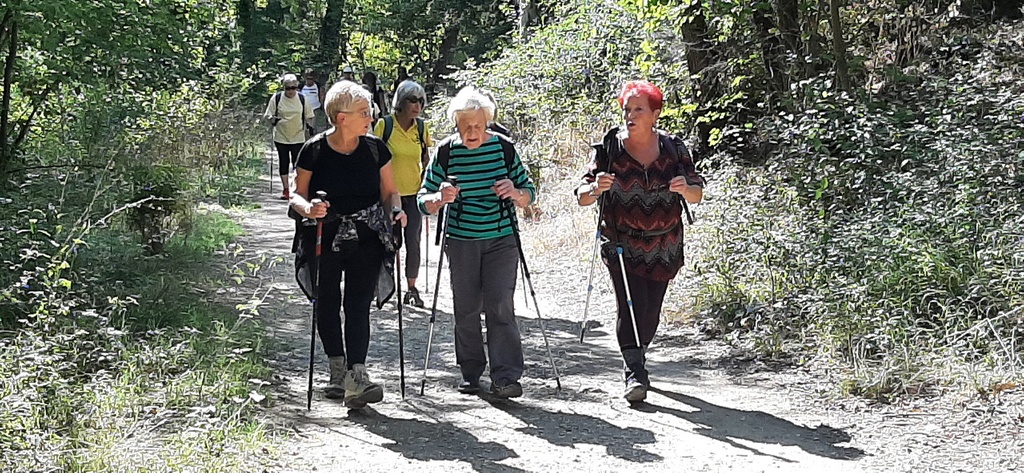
[617,80,664,111]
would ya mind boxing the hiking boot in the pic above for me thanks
[622,347,649,403]
[403,287,424,308]
[324,356,347,400]
[490,379,523,399]
[457,378,481,394]
[344,364,383,409]
[624,376,648,402]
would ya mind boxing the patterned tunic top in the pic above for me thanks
[579,129,703,282]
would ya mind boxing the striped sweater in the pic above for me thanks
[417,134,536,240]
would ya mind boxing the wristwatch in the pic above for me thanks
[391,206,403,214]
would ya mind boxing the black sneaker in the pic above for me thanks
[457,379,480,394]
[404,287,425,308]
[490,380,523,399]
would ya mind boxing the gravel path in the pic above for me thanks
[234,163,1023,473]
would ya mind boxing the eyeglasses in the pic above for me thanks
[405,97,425,105]
[340,110,373,118]
[285,86,299,91]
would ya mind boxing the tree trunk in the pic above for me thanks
[236,0,256,62]
[430,21,461,90]
[830,0,849,91]
[775,0,801,54]
[752,7,788,99]
[318,0,346,75]
[678,0,717,158]
[804,0,826,78]
[1,16,16,175]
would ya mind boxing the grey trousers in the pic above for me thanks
[446,235,524,384]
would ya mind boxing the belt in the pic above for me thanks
[615,222,679,239]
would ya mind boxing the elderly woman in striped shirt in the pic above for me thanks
[417,86,535,399]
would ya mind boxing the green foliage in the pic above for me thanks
[693,21,1024,395]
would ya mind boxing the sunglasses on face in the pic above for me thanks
[405,97,425,105]
[285,86,299,91]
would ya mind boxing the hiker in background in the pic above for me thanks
[341,65,355,82]
[373,80,432,308]
[362,71,390,119]
[391,66,411,95]
[264,73,314,199]
[574,80,704,403]
[302,69,327,133]
[290,80,406,408]
[417,86,536,398]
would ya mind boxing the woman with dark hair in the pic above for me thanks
[574,80,704,403]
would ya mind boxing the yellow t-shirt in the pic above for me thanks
[264,92,313,145]
[374,117,434,196]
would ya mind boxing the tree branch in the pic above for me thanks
[12,82,56,150]
[7,163,106,174]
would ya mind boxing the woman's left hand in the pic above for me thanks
[669,176,693,196]
[491,178,518,200]
[392,208,408,228]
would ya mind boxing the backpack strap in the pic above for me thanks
[382,115,395,143]
[416,118,425,149]
[656,130,696,224]
[275,91,307,124]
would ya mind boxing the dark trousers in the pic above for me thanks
[400,195,422,280]
[447,236,524,383]
[275,142,302,176]
[314,222,385,367]
[607,264,670,350]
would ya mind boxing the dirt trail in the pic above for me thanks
[234,165,1023,473]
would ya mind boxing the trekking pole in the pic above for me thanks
[391,211,406,399]
[421,176,457,396]
[521,267,529,309]
[579,194,605,343]
[616,245,642,350]
[501,186,562,391]
[423,215,430,295]
[307,190,327,411]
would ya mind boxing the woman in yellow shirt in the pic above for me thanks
[373,80,433,306]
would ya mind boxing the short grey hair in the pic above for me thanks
[392,80,426,112]
[282,73,300,87]
[447,86,495,123]
[323,80,372,125]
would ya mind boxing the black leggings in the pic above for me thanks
[607,264,670,350]
[314,222,385,366]
[401,195,422,280]
[275,142,302,176]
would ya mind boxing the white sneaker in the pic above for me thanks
[344,364,383,408]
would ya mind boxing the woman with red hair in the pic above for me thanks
[575,80,704,403]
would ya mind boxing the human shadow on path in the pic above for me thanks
[486,398,662,464]
[342,407,527,473]
[637,387,864,461]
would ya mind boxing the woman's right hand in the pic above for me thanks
[438,182,460,204]
[591,172,615,196]
[304,200,330,219]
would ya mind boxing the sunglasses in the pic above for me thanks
[285,86,300,91]
[405,97,425,105]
